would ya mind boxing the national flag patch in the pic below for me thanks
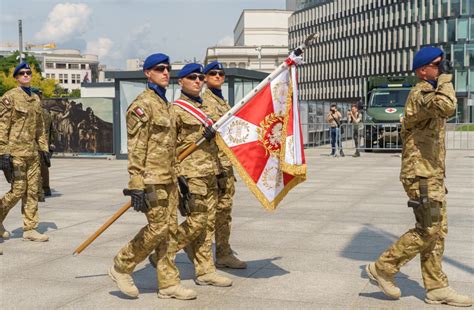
[134,107,145,117]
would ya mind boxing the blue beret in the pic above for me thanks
[143,53,169,70]
[412,47,443,71]
[178,63,203,78]
[13,62,31,76]
[203,61,225,74]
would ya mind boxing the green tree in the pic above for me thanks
[69,89,81,98]
[0,51,42,75]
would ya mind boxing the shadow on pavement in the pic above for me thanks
[342,223,473,275]
[10,221,58,238]
[359,264,425,301]
[342,223,473,302]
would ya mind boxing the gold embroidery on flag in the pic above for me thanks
[226,119,250,144]
[258,113,284,157]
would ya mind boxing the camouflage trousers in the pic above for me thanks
[375,177,449,290]
[0,155,41,231]
[114,183,178,276]
[158,175,217,289]
[215,167,235,259]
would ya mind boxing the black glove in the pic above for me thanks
[0,154,11,170]
[438,59,453,74]
[177,176,190,200]
[1,154,13,183]
[202,126,216,142]
[39,151,51,167]
[177,176,191,216]
[123,189,148,213]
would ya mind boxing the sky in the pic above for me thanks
[0,0,287,69]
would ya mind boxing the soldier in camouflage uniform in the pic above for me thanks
[0,63,50,244]
[202,61,246,269]
[108,53,196,300]
[366,47,472,307]
[153,63,232,291]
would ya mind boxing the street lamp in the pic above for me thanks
[255,46,262,70]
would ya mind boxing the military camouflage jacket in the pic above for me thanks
[173,93,220,178]
[400,74,456,180]
[0,87,48,157]
[202,88,232,169]
[127,88,177,189]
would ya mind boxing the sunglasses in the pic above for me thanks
[151,65,171,73]
[18,70,32,76]
[207,70,225,77]
[426,61,441,67]
[185,74,205,81]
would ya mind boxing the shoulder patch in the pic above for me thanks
[1,97,11,107]
[134,107,145,118]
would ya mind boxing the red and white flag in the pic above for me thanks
[216,65,306,210]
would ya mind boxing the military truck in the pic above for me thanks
[363,76,419,150]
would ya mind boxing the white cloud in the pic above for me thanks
[35,3,91,43]
[86,37,114,59]
[217,35,234,46]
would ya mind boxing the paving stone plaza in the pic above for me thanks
[0,149,472,309]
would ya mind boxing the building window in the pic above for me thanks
[56,63,66,69]
[62,74,69,84]
[455,70,467,92]
[457,18,469,39]
[71,74,81,84]
[68,63,79,69]
[467,43,474,66]
[453,44,465,67]
[447,19,456,41]
[46,62,54,69]
[451,0,461,15]
[439,20,446,42]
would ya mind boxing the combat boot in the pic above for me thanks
[366,263,401,299]
[158,284,197,300]
[216,254,247,269]
[0,223,11,239]
[23,230,49,242]
[340,149,345,157]
[44,187,52,197]
[425,287,473,307]
[195,272,233,287]
[108,266,139,298]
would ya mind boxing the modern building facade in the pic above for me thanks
[204,9,293,73]
[0,48,100,92]
[289,0,474,126]
[36,49,99,91]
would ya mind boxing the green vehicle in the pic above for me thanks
[363,76,419,150]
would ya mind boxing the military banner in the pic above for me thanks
[215,63,306,210]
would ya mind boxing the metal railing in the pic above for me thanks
[301,122,474,150]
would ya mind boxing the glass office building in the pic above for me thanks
[289,0,474,126]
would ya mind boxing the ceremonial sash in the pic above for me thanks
[173,99,214,127]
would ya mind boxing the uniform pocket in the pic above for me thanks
[187,177,207,196]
